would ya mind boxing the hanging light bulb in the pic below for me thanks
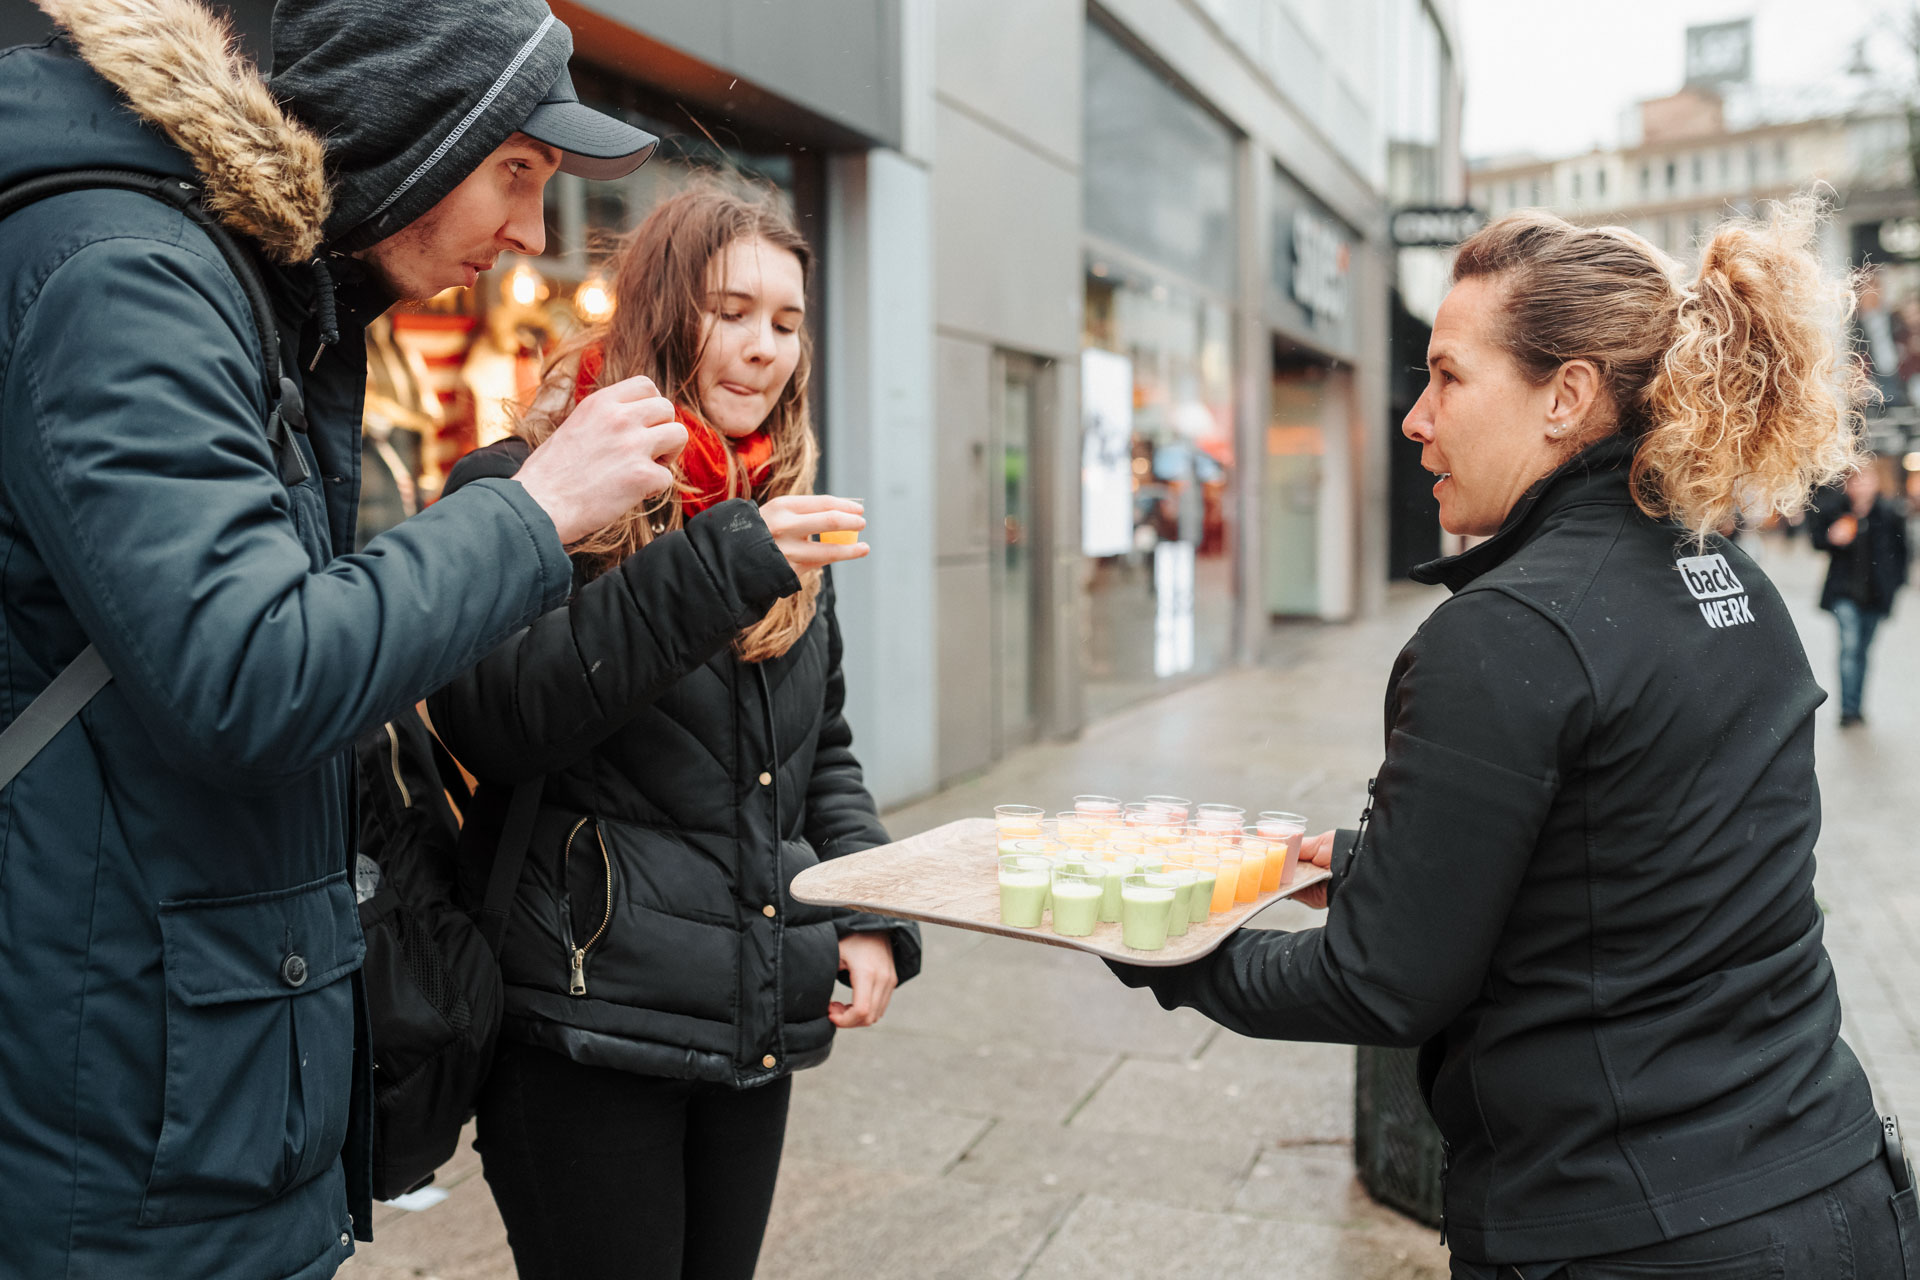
[506,263,543,308]
[575,275,615,323]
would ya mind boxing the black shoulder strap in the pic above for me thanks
[0,169,313,790]
[477,778,543,957]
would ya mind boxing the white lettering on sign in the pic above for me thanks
[1291,208,1350,324]
[1698,596,1756,629]
[1677,553,1754,629]
[1676,554,1745,601]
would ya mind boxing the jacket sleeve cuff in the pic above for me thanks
[465,476,574,612]
[685,499,802,624]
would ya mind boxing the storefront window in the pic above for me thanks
[1083,21,1237,297]
[1080,17,1240,717]
[1082,261,1236,717]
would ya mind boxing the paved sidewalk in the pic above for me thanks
[343,530,1917,1280]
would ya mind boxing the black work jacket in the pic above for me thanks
[1122,437,1880,1264]
[430,441,921,1089]
[1809,491,1909,614]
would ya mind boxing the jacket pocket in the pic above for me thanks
[140,873,365,1225]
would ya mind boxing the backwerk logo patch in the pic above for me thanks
[1676,553,1755,629]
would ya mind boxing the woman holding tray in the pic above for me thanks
[429,178,921,1280]
[1112,203,1909,1277]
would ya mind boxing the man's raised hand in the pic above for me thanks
[513,376,687,546]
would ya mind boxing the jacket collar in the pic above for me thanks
[1410,433,1640,593]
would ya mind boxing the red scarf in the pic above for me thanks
[573,344,776,516]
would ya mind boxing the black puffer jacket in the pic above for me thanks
[430,440,921,1088]
[1119,437,1880,1264]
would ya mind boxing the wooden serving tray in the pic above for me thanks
[791,817,1330,967]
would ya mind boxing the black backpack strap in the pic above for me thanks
[477,777,542,957]
[0,644,110,789]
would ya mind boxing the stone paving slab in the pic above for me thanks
[756,1159,1076,1280]
[1021,1193,1449,1280]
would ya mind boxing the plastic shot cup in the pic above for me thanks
[1234,834,1270,904]
[1097,853,1138,923]
[1141,795,1192,823]
[998,853,1052,928]
[1049,864,1104,938]
[1257,811,1307,887]
[1174,852,1220,925]
[817,529,859,545]
[1074,794,1123,817]
[1209,846,1242,914]
[994,805,1045,854]
[1157,866,1197,937]
[1057,812,1107,851]
[1120,872,1179,951]
[1194,803,1246,836]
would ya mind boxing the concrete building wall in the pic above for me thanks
[927,0,1083,785]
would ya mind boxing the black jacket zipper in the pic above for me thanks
[562,816,612,996]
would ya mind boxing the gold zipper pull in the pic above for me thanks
[569,947,587,997]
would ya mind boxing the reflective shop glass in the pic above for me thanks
[1083,21,1237,296]
[1082,263,1237,719]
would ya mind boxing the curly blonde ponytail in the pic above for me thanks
[1635,198,1868,539]
[1451,199,1868,542]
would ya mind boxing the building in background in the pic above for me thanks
[1467,16,1920,489]
[1,0,1465,806]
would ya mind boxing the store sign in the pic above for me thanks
[1390,206,1486,248]
[1290,208,1351,325]
[1081,349,1137,558]
[1271,165,1358,358]
[1685,19,1752,89]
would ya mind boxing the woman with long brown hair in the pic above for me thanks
[1114,201,1912,1277]
[429,178,920,1280]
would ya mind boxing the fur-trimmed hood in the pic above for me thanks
[29,0,328,263]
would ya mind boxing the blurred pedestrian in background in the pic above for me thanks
[1809,466,1909,727]
[1113,202,1907,1278]
[429,179,921,1280]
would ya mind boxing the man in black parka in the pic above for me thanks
[1809,467,1909,726]
[0,1,695,1276]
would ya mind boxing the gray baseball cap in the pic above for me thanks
[521,67,658,181]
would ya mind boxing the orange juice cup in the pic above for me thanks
[994,804,1044,854]
[1234,835,1269,903]
[1210,847,1242,913]
[1257,811,1307,886]
[817,529,859,545]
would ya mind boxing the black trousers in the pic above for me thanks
[1451,1147,1918,1279]
[475,1039,794,1280]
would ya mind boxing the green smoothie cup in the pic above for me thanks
[1158,867,1198,937]
[998,853,1051,928]
[1097,853,1137,923]
[1177,852,1221,926]
[1049,865,1103,938]
[1120,872,1178,951]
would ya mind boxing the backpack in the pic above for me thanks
[352,710,539,1199]
[0,169,538,1201]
